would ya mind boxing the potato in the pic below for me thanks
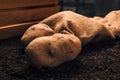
[25,33,81,68]
[21,23,54,46]
[40,11,114,45]
[92,11,120,38]
[104,10,120,38]
[21,11,120,69]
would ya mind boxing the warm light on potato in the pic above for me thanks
[21,10,120,68]
[21,23,54,46]
[25,34,81,68]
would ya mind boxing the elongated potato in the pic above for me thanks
[21,23,54,46]
[40,11,114,45]
[92,11,120,38]
[25,33,81,68]
[104,10,120,38]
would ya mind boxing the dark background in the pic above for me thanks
[59,0,120,17]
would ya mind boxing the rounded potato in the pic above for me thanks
[25,33,81,68]
[21,23,54,46]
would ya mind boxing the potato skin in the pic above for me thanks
[91,11,120,39]
[21,23,54,46]
[104,11,120,38]
[25,33,81,68]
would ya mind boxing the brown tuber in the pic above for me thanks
[21,10,120,68]
[21,23,54,46]
[25,34,81,68]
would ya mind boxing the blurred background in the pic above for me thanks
[59,0,120,17]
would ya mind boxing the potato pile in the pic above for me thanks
[21,10,120,68]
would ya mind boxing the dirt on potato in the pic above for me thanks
[0,36,120,80]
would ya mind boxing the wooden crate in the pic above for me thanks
[0,0,59,40]
[0,0,58,9]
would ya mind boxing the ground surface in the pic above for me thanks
[0,36,120,80]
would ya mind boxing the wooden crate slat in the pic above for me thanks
[0,6,59,26]
[0,21,39,40]
[0,0,59,9]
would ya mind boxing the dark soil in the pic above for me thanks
[0,36,120,80]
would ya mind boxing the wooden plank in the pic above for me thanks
[0,0,59,9]
[0,21,39,40]
[0,6,59,26]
